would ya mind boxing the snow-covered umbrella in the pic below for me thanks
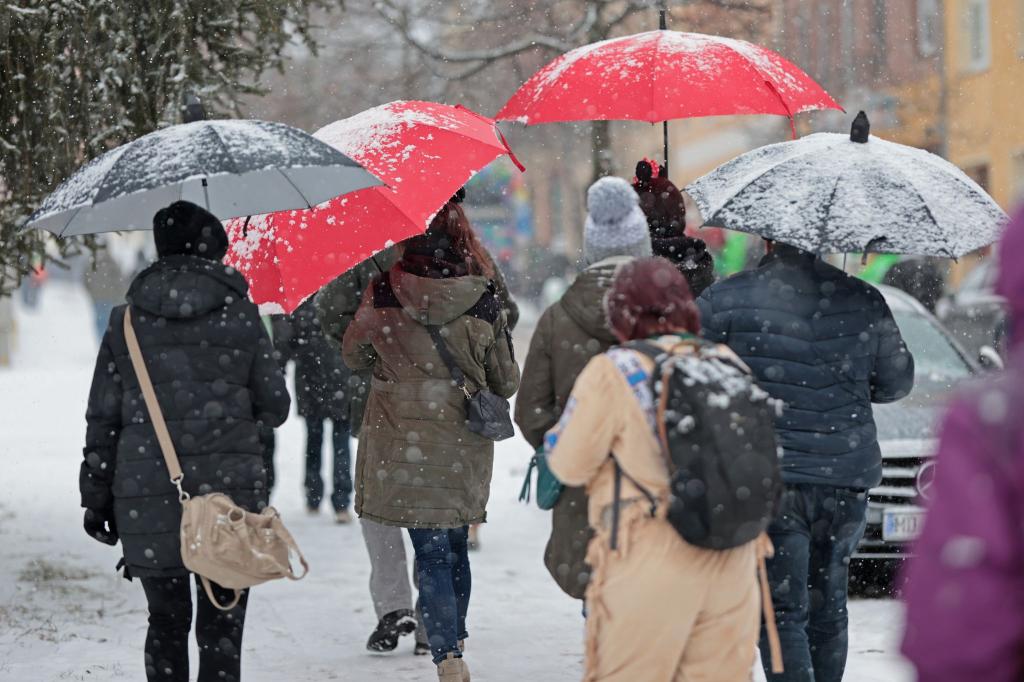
[685,112,1007,258]
[25,119,382,237]
[225,101,524,314]
[496,29,842,175]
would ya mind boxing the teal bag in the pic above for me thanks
[519,447,564,511]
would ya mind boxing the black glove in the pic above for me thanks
[83,507,119,546]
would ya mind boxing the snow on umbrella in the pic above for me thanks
[496,30,841,137]
[26,119,382,236]
[224,101,524,314]
[685,112,1007,259]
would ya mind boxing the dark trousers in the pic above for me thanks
[759,484,868,682]
[140,575,249,682]
[408,526,471,664]
[304,417,352,511]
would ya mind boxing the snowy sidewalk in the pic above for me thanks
[0,282,913,681]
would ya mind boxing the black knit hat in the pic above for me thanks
[152,201,228,261]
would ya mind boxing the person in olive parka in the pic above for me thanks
[342,197,520,681]
[80,200,290,682]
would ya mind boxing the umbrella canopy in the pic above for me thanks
[496,30,841,127]
[225,101,524,314]
[685,113,1007,258]
[26,119,381,236]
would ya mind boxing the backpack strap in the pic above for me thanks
[608,456,658,551]
[620,340,679,473]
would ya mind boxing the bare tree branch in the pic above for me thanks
[373,0,597,63]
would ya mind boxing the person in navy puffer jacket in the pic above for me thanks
[698,241,914,682]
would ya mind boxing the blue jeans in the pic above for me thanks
[407,527,471,664]
[760,485,868,682]
[303,418,352,511]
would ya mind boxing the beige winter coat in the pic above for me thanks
[547,337,761,682]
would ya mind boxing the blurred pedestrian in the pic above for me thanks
[342,196,520,681]
[881,256,947,313]
[276,298,354,523]
[83,237,132,341]
[545,257,765,681]
[900,206,1024,682]
[0,284,13,366]
[79,200,290,682]
[698,240,915,682]
[316,188,518,656]
[20,262,46,309]
[515,176,652,603]
[632,159,715,295]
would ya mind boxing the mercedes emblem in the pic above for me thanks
[916,460,937,501]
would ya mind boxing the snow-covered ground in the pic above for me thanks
[0,282,915,681]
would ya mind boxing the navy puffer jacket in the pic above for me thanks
[697,245,915,489]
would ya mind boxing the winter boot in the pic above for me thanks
[334,509,352,524]
[436,653,471,682]
[366,609,417,652]
[414,640,431,656]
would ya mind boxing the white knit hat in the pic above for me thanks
[583,177,653,266]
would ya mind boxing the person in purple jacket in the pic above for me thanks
[901,206,1024,682]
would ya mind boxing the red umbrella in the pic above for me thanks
[225,101,524,313]
[496,30,841,166]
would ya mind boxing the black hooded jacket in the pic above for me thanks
[80,255,290,577]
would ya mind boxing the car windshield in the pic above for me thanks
[873,308,973,441]
[892,310,972,392]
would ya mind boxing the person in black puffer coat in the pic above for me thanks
[272,297,354,521]
[632,159,715,295]
[80,200,290,682]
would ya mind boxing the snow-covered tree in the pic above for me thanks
[0,0,343,295]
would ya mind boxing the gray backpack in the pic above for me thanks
[612,340,783,550]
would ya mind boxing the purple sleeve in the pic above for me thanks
[900,398,1024,682]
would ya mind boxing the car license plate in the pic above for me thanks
[882,507,926,542]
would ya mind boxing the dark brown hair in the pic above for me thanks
[605,257,701,341]
[404,201,494,278]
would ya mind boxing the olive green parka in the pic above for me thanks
[342,264,520,528]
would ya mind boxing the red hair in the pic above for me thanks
[605,257,701,342]
[422,201,495,278]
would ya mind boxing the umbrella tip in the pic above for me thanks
[183,93,207,124]
[851,111,870,143]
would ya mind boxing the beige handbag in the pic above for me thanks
[124,308,309,610]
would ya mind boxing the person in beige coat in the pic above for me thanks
[545,257,764,682]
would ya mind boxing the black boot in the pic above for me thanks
[366,609,417,652]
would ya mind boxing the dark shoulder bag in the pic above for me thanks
[426,325,515,442]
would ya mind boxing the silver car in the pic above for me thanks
[852,285,980,581]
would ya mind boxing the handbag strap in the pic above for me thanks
[425,325,471,397]
[123,308,187,498]
[200,576,243,612]
[270,514,311,580]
